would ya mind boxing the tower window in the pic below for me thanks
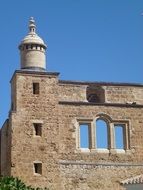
[34,163,42,175]
[33,83,39,94]
[33,123,42,136]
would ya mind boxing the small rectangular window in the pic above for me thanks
[33,83,39,94]
[114,125,124,149]
[79,124,89,148]
[34,163,42,175]
[34,123,42,136]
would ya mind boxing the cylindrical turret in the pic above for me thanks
[19,17,47,71]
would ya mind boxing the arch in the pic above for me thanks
[96,113,113,123]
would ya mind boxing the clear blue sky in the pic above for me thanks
[0,0,143,127]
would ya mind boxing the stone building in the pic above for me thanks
[1,18,143,190]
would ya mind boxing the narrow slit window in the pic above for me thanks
[80,124,89,148]
[34,123,42,136]
[96,119,108,149]
[114,125,124,149]
[34,163,42,175]
[33,83,39,94]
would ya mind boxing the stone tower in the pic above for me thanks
[1,18,143,190]
[19,17,47,71]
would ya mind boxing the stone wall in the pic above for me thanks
[58,104,143,162]
[1,70,143,189]
[1,119,11,176]
[57,102,143,189]
[59,161,143,190]
[59,81,143,104]
[105,86,143,104]
[9,71,61,189]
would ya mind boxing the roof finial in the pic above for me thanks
[29,17,36,34]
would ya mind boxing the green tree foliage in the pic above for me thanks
[0,176,49,190]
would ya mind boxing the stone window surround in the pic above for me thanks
[33,123,42,137]
[33,161,42,176]
[32,82,40,95]
[76,114,131,154]
[32,120,43,138]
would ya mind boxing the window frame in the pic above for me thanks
[77,119,93,152]
[95,118,110,152]
[33,82,40,95]
[113,121,130,152]
[33,162,42,176]
[76,115,130,154]
[33,123,42,137]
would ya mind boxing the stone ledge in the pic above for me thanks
[10,69,60,82]
[59,80,143,87]
[59,160,143,167]
[59,101,143,108]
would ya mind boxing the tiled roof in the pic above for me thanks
[121,174,143,185]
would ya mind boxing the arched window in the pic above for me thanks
[76,116,130,153]
[96,119,108,149]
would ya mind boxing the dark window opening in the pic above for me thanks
[86,85,105,103]
[87,94,100,103]
[34,123,42,136]
[34,163,42,175]
[33,83,39,94]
